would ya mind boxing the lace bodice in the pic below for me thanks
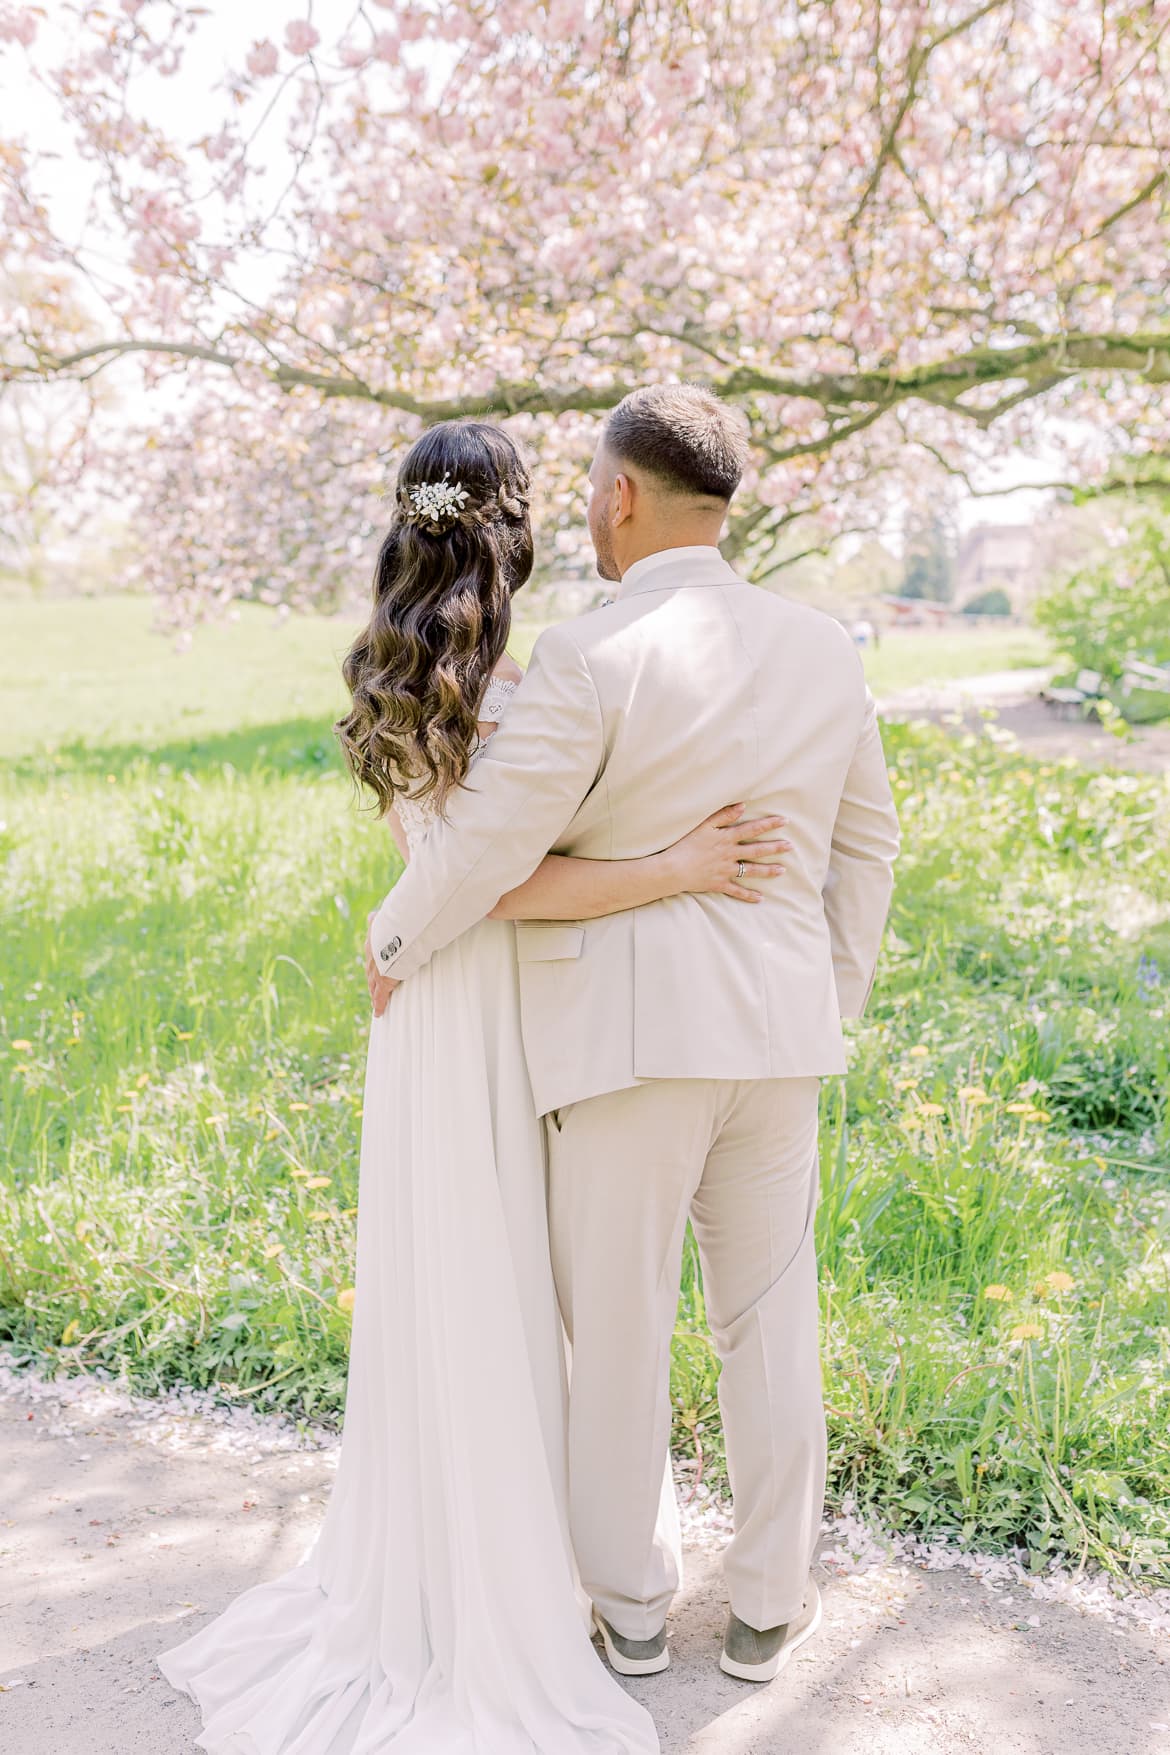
[395,676,519,854]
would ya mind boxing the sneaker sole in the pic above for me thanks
[719,1587,823,1683]
[591,1611,670,1676]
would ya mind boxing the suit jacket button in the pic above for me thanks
[381,936,402,963]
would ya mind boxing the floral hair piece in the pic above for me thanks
[404,476,470,531]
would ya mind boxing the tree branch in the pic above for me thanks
[8,329,1170,433]
[849,0,1013,225]
[1052,167,1167,268]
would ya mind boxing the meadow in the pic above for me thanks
[0,594,1050,758]
[2,595,1168,1582]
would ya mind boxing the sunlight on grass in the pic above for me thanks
[0,595,551,760]
[1,597,1166,1580]
[861,625,1052,696]
[1,594,1047,758]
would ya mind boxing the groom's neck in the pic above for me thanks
[616,520,725,579]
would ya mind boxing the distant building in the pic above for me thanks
[956,524,1036,610]
[879,594,954,627]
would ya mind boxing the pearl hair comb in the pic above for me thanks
[404,476,470,530]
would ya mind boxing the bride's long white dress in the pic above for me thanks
[156,678,663,1753]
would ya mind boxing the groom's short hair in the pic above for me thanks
[603,385,749,501]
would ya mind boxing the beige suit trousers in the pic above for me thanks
[547,1075,826,1640]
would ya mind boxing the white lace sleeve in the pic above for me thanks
[478,676,519,724]
[396,674,521,855]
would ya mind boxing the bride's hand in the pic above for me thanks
[664,804,791,904]
[365,911,401,1014]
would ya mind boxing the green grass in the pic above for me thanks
[672,731,1170,1575]
[859,625,1052,696]
[0,594,550,761]
[2,596,1168,1580]
[0,595,1047,761]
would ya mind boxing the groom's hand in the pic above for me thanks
[365,914,401,1016]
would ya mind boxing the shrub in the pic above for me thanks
[1035,519,1170,682]
[962,587,1011,617]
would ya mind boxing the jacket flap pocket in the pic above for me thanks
[515,924,586,963]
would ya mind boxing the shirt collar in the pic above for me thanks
[616,544,737,600]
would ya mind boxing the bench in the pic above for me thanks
[1119,656,1170,723]
[1121,657,1170,695]
[1040,668,1105,719]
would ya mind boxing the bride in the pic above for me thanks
[155,419,790,1753]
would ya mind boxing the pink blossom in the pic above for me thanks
[0,8,37,47]
[202,128,234,163]
[543,0,579,38]
[284,20,320,58]
[245,40,279,79]
[8,0,1170,622]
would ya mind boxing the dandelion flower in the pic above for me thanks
[958,1085,989,1103]
[909,1045,930,1058]
[1005,1101,1032,1114]
[10,1039,32,1051]
[289,1101,310,1113]
[337,1287,356,1313]
[305,1176,332,1189]
[308,1209,332,1222]
[917,1102,946,1117]
[1010,1321,1044,1341]
[176,1030,193,1040]
[1042,1270,1076,1295]
[262,1242,285,1259]
[983,1284,1013,1302]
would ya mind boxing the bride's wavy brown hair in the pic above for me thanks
[335,421,534,816]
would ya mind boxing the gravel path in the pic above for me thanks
[877,667,1170,774]
[876,666,1059,714]
[2,1356,1168,1754]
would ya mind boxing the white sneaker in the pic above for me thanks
[592,1609,670,1676]
[719,1579,823,1682]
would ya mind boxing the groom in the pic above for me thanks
[365,385,900,1682]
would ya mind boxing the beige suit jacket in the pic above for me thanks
[370,547,901,1116]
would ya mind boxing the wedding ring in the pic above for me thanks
[736,860,747,881]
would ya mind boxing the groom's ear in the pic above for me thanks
[612,470,634,526]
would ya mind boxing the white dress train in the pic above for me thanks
[156,679,664,1754]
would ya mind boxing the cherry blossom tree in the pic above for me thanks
[2,0,1169,612]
